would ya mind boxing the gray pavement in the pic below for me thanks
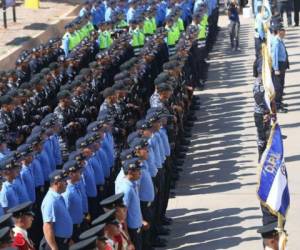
[164,15,300,250]
[0,0,81,59]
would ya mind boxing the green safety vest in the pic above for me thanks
[131,29,144,47]
[172,24,180,42]
[117,20,128,28]
[68,33,77,50]
[99,31,113,49]
[151,17,157,33]
[177,18,184,32]
[198,24,206,39]
[143,18,154,35]
[166,27,177,46]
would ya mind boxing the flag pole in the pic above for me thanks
[278,213,287,250]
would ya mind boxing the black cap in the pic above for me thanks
[154,73,169,85]
[0,213,13,228]
[130,137,149,151]
[87,121,105,132]
[7,202,34,218]
[157,83,173,93]
[0,96,13,106]
[16,144,34,159]
[127,131,141,145]
[63,160,82,173]
[76,137,88,149]
[57,90,72,100]
[136,119,152,130]
[79,224,106,241]
[122,158,142,172]
[26,133,43,146]
[49,169,69,183]
[91,209,116,226]
[0,227,12,244]
[102,87,115,98]
[120,148,134,162]
[146,112,161,123]
[112,82,129,92]
[257,221,279,239]
[0,156,19,171]
[99,193,125,209]
[69,236,97,250]
[68,149,85,162]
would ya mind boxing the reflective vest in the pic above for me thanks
[176,18,185,32]
[166,27,177,46]
[143,18,154,35]
[69,33,77,50]
[151,17,157,33]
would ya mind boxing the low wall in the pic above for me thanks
[0,4,82,70]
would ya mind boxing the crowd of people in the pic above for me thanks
[0,0,220,249]
[253,1,291,249]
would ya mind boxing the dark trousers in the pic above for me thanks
[39,236,69,250]
[272,62,287,107]
[294,0,300,25]
[72,224,82,242]
[254,113,271,162]
[87,196,99,220]
[162,157,172,216]
[254,38,263,59]
[154,168,165,226]
[128,228,142,250]
[29,186,45,247]
[278,1,292,25]
[141,201,154,250]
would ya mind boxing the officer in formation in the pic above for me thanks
[252,6,289,249]
[0,0,220,249]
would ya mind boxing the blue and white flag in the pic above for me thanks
[257,123,290,217]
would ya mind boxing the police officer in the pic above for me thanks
[115,160,147,250]
[62,160,85,242]
[271,24,288,113]
[0,156,20,212]
[40,170,73,250]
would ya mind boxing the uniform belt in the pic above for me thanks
[55,237,69,244]
[74,223,81,229]
[141,201,152,207]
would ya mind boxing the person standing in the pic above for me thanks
[294,0,300,26]
[271,24,289,112]
[40,170,73,250]
[228,0,240,51]
[277,0,292,26]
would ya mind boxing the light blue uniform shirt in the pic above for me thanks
[37,151,52,182]
[50,135,63,166]
[272,37,287,71]
[63,182,84,224]
[20,164,36,202]
[126,7,135,23]
[145,145,158,178]
[155,131,166,160]
[116,178,143,229]
[0,205,4,216]
[78,177,88,213]
[137,162,155,202]
[88,155,105,186]
[96,148,110,178]
[41,189,73,238]
[159,128,171,156]
[148,137,162,169]
[0,181,19,209]
[62,32,70,57]
[82,162,97,198]
[31,157,45,187]
[13,176,30,203]
[105,7,112,21]
[44,139,56,172]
